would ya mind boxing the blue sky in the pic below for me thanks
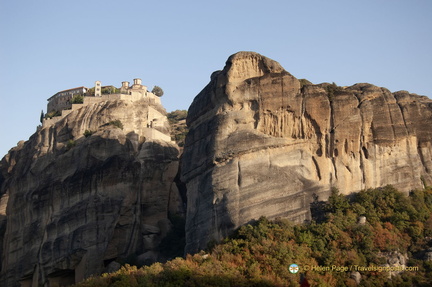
[1,0,431,157]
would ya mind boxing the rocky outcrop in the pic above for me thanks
[0,98,183,286]
[181,51,432,254]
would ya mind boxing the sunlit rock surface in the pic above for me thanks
[181,51,432,254]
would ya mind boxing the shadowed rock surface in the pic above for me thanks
[0,99,184,286]
[181,51,432,254]
[2,51,432,285]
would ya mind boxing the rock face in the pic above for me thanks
[181,51,432,254]
[0,98,184,286]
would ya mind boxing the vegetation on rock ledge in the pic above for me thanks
[167,110,188,147]
[71,94,84,104]
[108,120,124,130]
[74,186,432,287]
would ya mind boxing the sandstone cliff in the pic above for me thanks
[181,51,432,254]
[0,98,184,286]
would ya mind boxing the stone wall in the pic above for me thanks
[47,94,72,114]
[143,128,171,142]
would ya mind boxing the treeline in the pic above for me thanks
[74,186,432,286]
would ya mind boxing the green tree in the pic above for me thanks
[152,86,164,97]
[326,187,350,214]
[101,86,120,94]
[71,94,84,104]
[86,87,95,96]
[167,110,188,147]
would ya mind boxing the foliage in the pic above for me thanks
[83,130,94,138]
[86,87,95,96]
[71,94,84,104]
[44,110,62,119]
[167,110,188,147]
[152,86,164,97]
[66,139,76,150]
[109,120,124,130]
[74,186,432,287]
[325,82,343,102]
[167,110,187,123]
[102,86,120,95]
[299,79,313,88]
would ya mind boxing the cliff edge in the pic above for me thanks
[0,97,184,286]
[181,51,432,254]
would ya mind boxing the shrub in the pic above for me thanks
[109,120,123,130]
[71,94,84,104]
[101,86,120,95]
[299,79,312,88]
[83,130,94,137]
[167,110,187,122]
[74,186,432,287]
[325,82,343,102]
[45,110,61,119]
[86,87,95,97]
[67,139,76,149]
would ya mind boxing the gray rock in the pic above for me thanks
[0,98,183,286]
[136,251,158,266]
[105,261,121,273]
[350,271,361,284]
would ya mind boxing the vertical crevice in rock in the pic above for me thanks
[312,156,321,181]
[251,100,260,130]
[300,92,306,140]
[362,146,369,159]
[328,99,336,158]
[173,165,187,213]
[303,110,323,155]
[385,95,397,142]
[395,99,410,134]
[237,160,242,187]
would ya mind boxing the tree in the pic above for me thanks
[152,85,164,97]
[40,110,44,123]
[326,187,350,214]
[71,94,84,104]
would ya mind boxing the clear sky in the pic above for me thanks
[0,0,431,157]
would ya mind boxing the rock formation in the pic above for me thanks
[181,51,432,254]
[2,51,432,285]
[0,98,184,286]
